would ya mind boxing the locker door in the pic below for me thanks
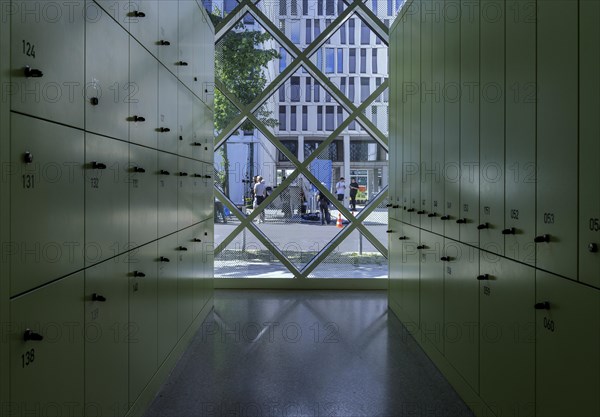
[197,10,215,108]
[177,0,195,87]
[129,144,158,247]
[192,97,212,162]
[400,13,411,223]
[443,5,460,240]
[177,228,195,339]
[84,256,129,417]
[86,8,130,141]
[10,0,85,128]
[419,5,433,232]
[192,222,208,317]
[459,0,479,245]
[129,0,159,57]
[388,219,403,310]
[505,0,536,266]
[157,0,179,69]
[419,230,444,353]
[443,239,479,391]
[400,224,420,328]
[388,28,398,222]
[157,234,178,364]
[130,39,158,149]
[535,0,578,280]
[430,0,445,236]
[408,6,421,228]
[190,2,205,99]
[535,272,600,417]
[158,64,179,154]
[9,273,84,417]
[191,161,205,223]
[578,0,600,290]
[178,83,194,158]
[85,134,129,265]
[92,0,132,28]
[10,114,84,296]
[479,0,505,255]
[177,157,194,229]
[158,152,179,238]
[128,242,158,402]
[201,218,214,306]
[479,255,535,417]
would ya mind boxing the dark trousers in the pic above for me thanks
[320,205,331,224]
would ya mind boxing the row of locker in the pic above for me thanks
[388,219,600,417]
[7,223,214,417]
[9,113,214,297]
[388,0,600,288]
[10,0,214,162]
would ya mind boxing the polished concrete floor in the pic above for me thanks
[145,290,474,417]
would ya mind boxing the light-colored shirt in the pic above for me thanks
[336,181,346,195]
[254,181,266,197]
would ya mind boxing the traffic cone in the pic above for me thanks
[336,213,343,228]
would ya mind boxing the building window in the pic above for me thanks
[302,106,308,130]
[360,49,367,73]
[349,77,355,101]
[303,0,308,15]
[279,85,286,102]
[326,0,334,15]
[325,48,335,73]
[337,48,343,73]
[387,1,393,15]
[306,78,312,102]
[338,0,344,14]
[291,77,301,101]
[341,77,347,96]
[316,49,323,71]
[325,19,332,43]
[280,0,287,16]
[371,105,378,124]
[325,106,334,131]
[372,49,378,73]
[279,48,287,72]
[337,106,343,128]
[361,77,370,101]
[340,23,346,44]
[305,140,342,161]
[361,21,370,44]
[278,140,298,162]
[317,106,323,130]
[375,77,382,101]
[291,0,298,15]
[306,20,312,44]
[291,20,301,44]
[349,19,355,44]
[318,0,323,15]
[349,48,356,73]
[349,120,356,130]
[315,84,321,101]
[351,141,380,161]
[291,106,297,130]
[326,90,331,102]
[314,19,321,39]
[279,106,287,130]
[371,0,378,12]
[224,0,236,13]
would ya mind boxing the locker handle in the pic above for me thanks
[160,170,170,175]
[440,215,450,221]
[178,246,188,251]
[24,65,43,78]
[534,301,550,310]
[534,234,550,243]
[204,175,212,179]
[386,204,393,208]
[398,236,408,240]
[407,208,415,212]
[131,115,146,122]
[133,167,146,173]
[417,245,427,250]
[417,210,426,215]
[158,127,171,133]
[23,329,43,342]
[193,174,202,178]
[92,293,107,302]
[159,40,171,46]
[23,151,33,164]
[91,162,107,170]
[428,212,437,218]
[177,61,189,66]
[129,10,146,17]
[90,97,99,106]
[179,172,189,177]
[440,256,452,262]
[193,142,203,146]
[477,223,489,230]
[392,205,400,209]
[193,238,202,242]
[476,274,490,281]
[502,227,516,235]
[588,243,598,253]
[386,230,393,233]
[456,218,467,224]
[160,256,170,262]
[133,271,146,277]
[179,136,183,141]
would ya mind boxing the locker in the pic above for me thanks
[535,0,578,280]
[195,8,215,107]
[578,0,600,289]
[443,3,460,240]
[177,0,196,88]
[443,239,479,391]
[419,3,433,232]
[157,234,179,364]
[192,97,213,162]
[478,0,505,256]
[419,230,444,353]
[430,0,445,236]
[408,5,421,228]
[458,0,480,245]
[86,7,130,141]
[400,224,420,327]
[177,157,194,229]
[85,134,130,265]
[504,0,536,265]
[178,83,194,158]
[10,114,84,296]
[158,152,179,238]
[388,219,403,310]
[128,241,158,402]
[130,39,159,149]
[158,64,179,154]
[9,273,84,417]
[388,32,398,222]
[157,0,179,69]
[129,0,159,57]
[535,271,600,417]
[479,255,535,417]
[192,222,208,317]
[129,143,158,247]
[400,13,411,223]
[92,0,132,28]
[177,228,195,339]
[10,0,85,128]
[84,256,129,417]
[191,161,208,223]
[190,2,206,99]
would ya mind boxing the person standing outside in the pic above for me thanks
[349,177,360,212]
[253,176,267,223]
[318,190,331,225]
[335,177,346,205]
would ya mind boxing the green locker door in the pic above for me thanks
[10,0,85,128]
[129,0,159,57]
[388,25,398,222]
[158,152,179,238]
[535,0,578,280]
[157,234,178,364]
[388,219,403,311]
[177,228,195,339]
[479,0,505,256]
[128,242,158,402]
[129,143,158,247]
[178,0,195,87]
[178,157,194,229]
[505,0,536,266]
[444,239,479,391]
[86,8,130,141]
[158,64,179,154]
[199,219,214,312]
[535,271,600,417]
[158,0,179,69]
[419,4,433,232]
[430,0,445,236]
[192,97,206,162]
[578,0,600,290]
[85,134,129,265]
[130,39,159,149]
[84,256,129,417]
[9,273,84,417]
[190,2,205,100]
[479,255,535,417]
[10,114,84,296]
[419,230,444,353]
[178,83,194,159]
[192,161,207,223]
[443,4,460,240]
[400,9,411,223]
[196,6,215,107]
[192,222,208,317]
[408,4,421,228]
[459,0,479,245]
[401,224,420,329]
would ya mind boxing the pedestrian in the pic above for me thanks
[349,177,360,212]
[335,177,346,203]
[253,176,267,223]
[318,190,331,225]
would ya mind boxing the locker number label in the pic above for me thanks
[22,40,36,59]
[543,317,555,333]
[21,348,35,368]
[483,286,491,296]
[22,174,35,189]
[543,212,555,224]
[91,177,100,189]
[589,218,600,232]
[510,209,519,220]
